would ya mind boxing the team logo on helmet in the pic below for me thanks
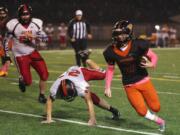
[112,20,133,47]
[57,79,77,102]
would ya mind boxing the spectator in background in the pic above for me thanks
[169,27,177,46]
[45,23,54,49]
[68,9,92,67]
[58,22,67,49]
[155,25,163,48]
[161,25,169,47]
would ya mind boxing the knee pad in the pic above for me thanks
[41,71,49,81]
[24,79,32,86]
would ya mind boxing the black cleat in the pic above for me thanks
[78,49,92,58]
[19,78,26,92]
[112,110,120,120]
[110,107,120,120]
[38,94,47,104]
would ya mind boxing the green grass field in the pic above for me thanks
[0,48,180,135]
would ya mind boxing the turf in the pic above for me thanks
[0,48,180,135]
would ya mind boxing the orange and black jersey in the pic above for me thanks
[103,39,149,85]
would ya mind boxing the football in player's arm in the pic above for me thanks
[103,20,165,132]
[42,59,120,126]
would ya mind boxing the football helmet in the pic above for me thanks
[57,79,77,102]
[18,4,32,24]
[0,7,8,21]
[112,20,133,47]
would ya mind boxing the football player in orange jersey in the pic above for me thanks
[103,20,165,132]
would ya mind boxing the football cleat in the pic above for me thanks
[111,107,120,120]
[158,120,166,132]
[78,49,92,58]
[0,70,8,77]
[38,94,47,104]
[19,78,26,92]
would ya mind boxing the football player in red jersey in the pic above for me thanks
[2,4,49,104]
[103,20,165,132]
[41,59,120,126]
[0,7,11,77]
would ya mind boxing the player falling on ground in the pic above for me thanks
[42,59,120,126]
[103,20,165,132]
[2,4,49,103]
[0,6,11,77]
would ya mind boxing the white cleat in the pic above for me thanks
[158,120,166,132]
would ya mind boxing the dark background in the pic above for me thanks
[1,0,180,24]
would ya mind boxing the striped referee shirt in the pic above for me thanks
[68,18,91,40]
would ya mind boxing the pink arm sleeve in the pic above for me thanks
[146,49,158,68]
[105,65,115,90]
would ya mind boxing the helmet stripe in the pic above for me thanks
[62,80,67,96]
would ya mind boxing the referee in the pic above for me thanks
[68,9,92,67]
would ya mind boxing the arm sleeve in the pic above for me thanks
[103,47,115,90]
[105,65,115,90]
[146,49,158,68]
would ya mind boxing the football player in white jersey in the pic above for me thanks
[3,4,49,103]
[42,59,120,126]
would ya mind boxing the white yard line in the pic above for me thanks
[0,109,162,135]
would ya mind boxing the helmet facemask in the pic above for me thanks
[18,4,32,25]
[112,20,133,48]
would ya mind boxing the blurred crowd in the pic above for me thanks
[139,24,178,48]
[40,22,68,50]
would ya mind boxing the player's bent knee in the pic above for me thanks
[41,72,49,81]
[25,79,32,86]
[136,107,147,116]
[151,104,161,113]
[90,92,100,105]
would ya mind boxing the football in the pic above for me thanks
[141,55,151,64]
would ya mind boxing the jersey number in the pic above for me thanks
[68,70,80,77]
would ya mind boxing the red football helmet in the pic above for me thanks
[18,4,32,24]
[57,79,77,102]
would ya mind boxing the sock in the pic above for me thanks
[39,93,45,97]
[109,106,117,114]
[144,110,164,125]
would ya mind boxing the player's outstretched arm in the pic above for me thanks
[84,90,96,126]
[41,96,55,124]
